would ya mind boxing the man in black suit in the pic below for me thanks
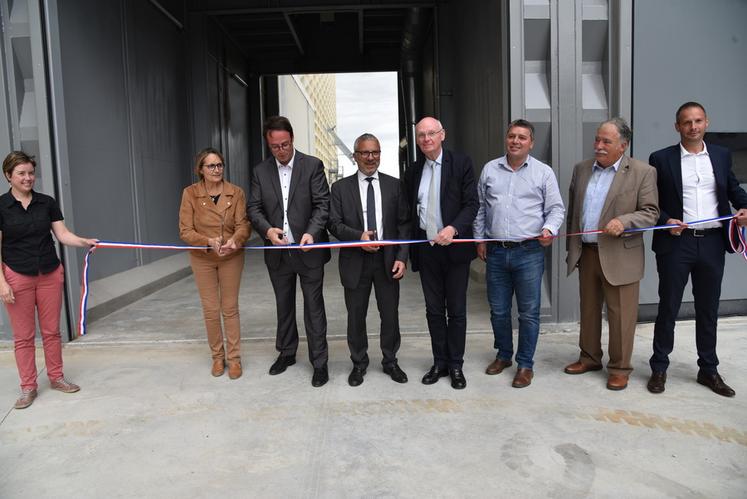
[247,116,331,387]
[405,117,479,389]
[328,133,410,387]
[647,102,747,397]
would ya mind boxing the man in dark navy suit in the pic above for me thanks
[647,102,747,397]
[405,117,478,389]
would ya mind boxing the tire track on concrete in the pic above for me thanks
[578,408,747,446]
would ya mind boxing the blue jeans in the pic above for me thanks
[486,240,545,369]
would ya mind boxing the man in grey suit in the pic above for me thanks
[328,133,410,387]
[564,118,659,391]
[247,116,331,387]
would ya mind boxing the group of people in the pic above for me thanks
[179,103,747,397]
[3,101,746,410]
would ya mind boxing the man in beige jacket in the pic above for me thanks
[564,118,659,391]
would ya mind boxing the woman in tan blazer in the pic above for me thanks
[179,148,250,379]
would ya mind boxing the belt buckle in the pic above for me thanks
[692,229,705,238]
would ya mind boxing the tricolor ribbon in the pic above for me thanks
[77,214,743,336]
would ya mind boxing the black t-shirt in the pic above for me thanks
[0,190,64,275]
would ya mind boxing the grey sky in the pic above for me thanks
[336,72,399,178]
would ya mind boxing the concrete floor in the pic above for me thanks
[1,251,745,498]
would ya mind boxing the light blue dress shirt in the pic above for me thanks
[473,154,565,241]
[581,157,622,243]
[417,150,444,232]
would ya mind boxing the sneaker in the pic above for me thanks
[50,378,80,393]
[14,389,37,409]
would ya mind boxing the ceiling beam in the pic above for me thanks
[358,10,364,53]
[283,12,305,55]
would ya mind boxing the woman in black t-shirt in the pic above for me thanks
[0,151,97,410]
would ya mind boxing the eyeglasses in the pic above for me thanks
[416,128,443,140]
[269,142,292,152]
[355,150,381,158]
[202,163,224,171]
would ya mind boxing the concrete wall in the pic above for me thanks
[633,0,747,311]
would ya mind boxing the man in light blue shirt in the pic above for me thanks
[474,119,565,388]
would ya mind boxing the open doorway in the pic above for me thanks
[276,71,400,183]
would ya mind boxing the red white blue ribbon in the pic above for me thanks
[77,214,743,336]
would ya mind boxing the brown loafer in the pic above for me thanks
[606,374,629,391]
[228,361,242,380]
[512,368,533,388]
[485,358,512,375]
[564,361,603,375]
[211,359,225,377]
[50,378,80,393]
[14,389,37,409]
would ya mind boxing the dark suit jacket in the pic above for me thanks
[566,155,659,286]
[404,148,478,272]
[328,171,410,289]
[247,150,331,269]
[650,142,747,255]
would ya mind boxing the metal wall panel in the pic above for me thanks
[632,0,747,309]
[57,0,139,279]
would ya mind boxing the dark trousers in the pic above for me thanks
[650,231,725,375]
[344,252,401,369]
[418,244,470,369]
[267,250,328,368]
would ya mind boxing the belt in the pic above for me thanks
[681,228,721,237]
[582,242,598,249]
[489,240,532,249]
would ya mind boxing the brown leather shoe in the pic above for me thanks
[50,378,80,393]
[485,358,512,375]
[228,361,242,380]
[14,389,37,409]
[606,374,629,391]
[512,368,533,388]
[564,361,603,375]
[647,371,666,394]
[211,359,225,377]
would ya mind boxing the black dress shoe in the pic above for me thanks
[312,366,329,387]
[348,366,366,387]
[421,365,449,385]
[697,372,735,397]
[647,371,667,394]
[269,355,296,375]
[449,368,467,389]
[383,363,408,384]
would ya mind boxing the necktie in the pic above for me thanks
[425,162,439,240]
[365,177,377,240]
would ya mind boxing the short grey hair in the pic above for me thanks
[600,117,632,145]
[353,133,379,151]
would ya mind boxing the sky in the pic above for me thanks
[335,72,399,178]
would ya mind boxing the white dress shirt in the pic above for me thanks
[680,143,721,228]
[276,151,296,243]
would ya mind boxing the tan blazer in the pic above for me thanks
[179,180,251,260]
[566,155,659,286]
